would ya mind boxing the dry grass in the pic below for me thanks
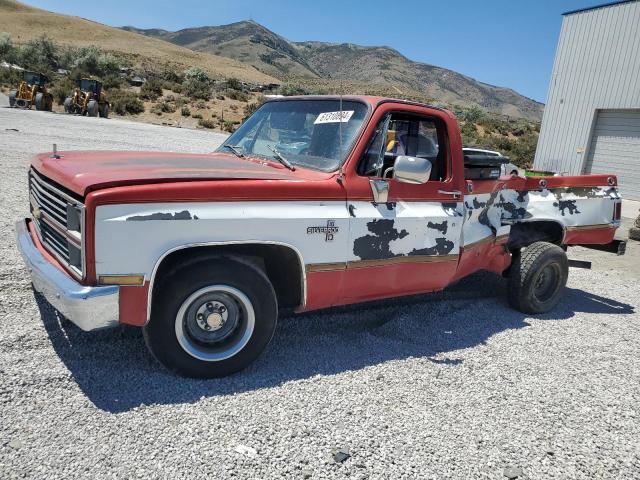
[0,1,277,84]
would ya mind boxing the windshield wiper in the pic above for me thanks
[267,145,295,171]
[221,144,245,158]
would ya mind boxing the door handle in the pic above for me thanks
[438,190,462,198]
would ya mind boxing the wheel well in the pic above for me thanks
[151,244,304,311]
[507,221,564,250]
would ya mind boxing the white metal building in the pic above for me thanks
[534,0,640,199]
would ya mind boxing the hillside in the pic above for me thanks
[0,1,277,84]
[127,20,543,120]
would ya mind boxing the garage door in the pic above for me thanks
[585,109,640,200]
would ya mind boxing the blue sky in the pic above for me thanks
[26,0,606,103]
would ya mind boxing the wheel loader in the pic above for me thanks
[64,78,110,118]
[8,71,53,111]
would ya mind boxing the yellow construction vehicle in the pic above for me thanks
[8,71,53,111]
[63,78,110,118]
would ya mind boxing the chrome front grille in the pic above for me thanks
[29,169,85,278]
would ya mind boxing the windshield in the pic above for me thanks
[80,79,98,92]
[24,72,44,85]
[217,99,369,172]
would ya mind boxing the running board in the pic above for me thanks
[568,259,592,269]
[578,239,627,256]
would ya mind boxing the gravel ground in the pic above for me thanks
[1,102,639,479]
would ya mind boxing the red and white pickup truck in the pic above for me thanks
[16,96,625,377]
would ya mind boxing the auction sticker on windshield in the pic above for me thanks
[314,110,355,124]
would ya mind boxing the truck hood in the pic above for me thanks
[32,150,332,196]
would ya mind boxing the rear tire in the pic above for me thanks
[143,256,278,378]
[8,90,16,107]
[87,99,99,117]
[508,241,568,314]
[99,103,109,118]
[63,97,73,113]
[35,92,44,111]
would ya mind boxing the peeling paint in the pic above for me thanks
[553,200,581,216]
[427,220,448,234]
[410,237,455,256]
[353,219,408,260]
[126,210,194,221]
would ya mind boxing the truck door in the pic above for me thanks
[341,106,465,304]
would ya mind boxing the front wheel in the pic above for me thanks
[143,256,278,378]
[508,241,568,314]
[35,92,44,110]
[8,90,17,107]
[87,99,99,117]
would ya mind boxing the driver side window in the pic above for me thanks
[358,113,447,181]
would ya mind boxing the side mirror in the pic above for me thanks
[393,155,432,184]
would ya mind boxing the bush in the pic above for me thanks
[198,118,216,129]
[0,66,21,88]
[109,89,144,115]
[191,112,203,119]
[462,106,484,123]
[50,77,75,105]
[160,101,176,113]
[140,78,163,100]
[60,45,119,77]
[18,34,58,72]
[226,89,248,102]
[181,105,191,116]
[0,32,16,64]
[102,73,123,90]
[183,66,211,100]
[222,120,236,132]
[226,77,242,90]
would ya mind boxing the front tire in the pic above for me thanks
[35,92,44,110]
[144,256,278,378]
[8,90,17,107]
[87,99,99,117]
[508,241,568,314]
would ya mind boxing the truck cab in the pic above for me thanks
[16,96,624,377]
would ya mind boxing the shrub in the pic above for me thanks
[160,101,176,113]
[109,89,144,115]
[183,66,211,100]
[191,112,203,119]
[181,105,191,116]
[195,100,207,109]
[0,32,16,63]
[140,78,163,100]
[101,73,123,90]
[226,77,242,90]
[222,120,236,132]
[226,89,248,102]
[198,118,216,129]
[18,34,58,72]
[461,106,484,123]
[50,77,75,105]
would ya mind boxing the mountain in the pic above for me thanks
[0,1,277,84]
[125,21,543,120]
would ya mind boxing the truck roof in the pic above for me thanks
[264,94,453,115]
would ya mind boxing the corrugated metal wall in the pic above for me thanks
[533,1,640,176]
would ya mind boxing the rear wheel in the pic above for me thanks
[44,94,53,111]
[99,103,109,118]
[143,256,278,378]
[8,90,16,108]
[63,97,73,113]
[508,241,568,314]
[35,93,44,111]
[87,99,99,117]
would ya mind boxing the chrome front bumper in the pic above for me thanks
[15,219,119,331]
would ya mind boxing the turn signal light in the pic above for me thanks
[613,202,622,221]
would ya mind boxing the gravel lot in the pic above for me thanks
[1,101,639,479]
